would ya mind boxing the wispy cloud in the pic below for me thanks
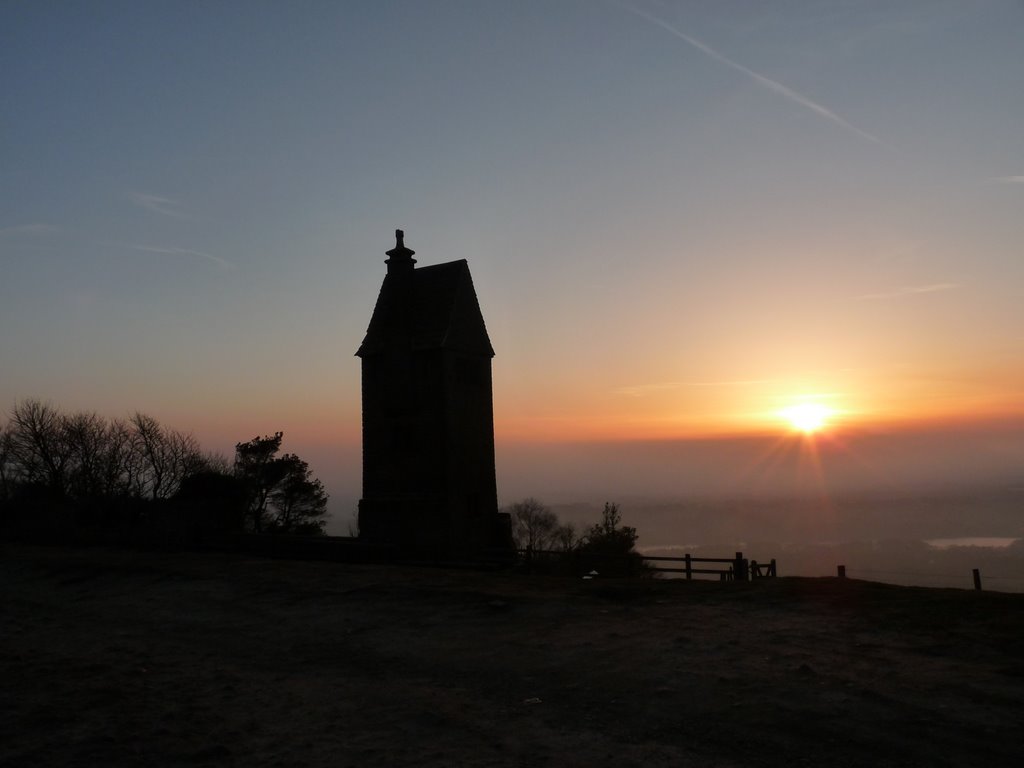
[615,379,773,397]
[856,283,957,300]
[612,1,890,148]
[988,176,1024,184]
[0,223,60,237]
[130,192,189,218]
[131,244,233,270]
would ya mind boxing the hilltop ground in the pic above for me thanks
[2,545,1023,767]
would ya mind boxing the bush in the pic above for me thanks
[577,502,648,577]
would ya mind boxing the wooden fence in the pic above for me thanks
[517,549,777,581]
[640,552,777,581]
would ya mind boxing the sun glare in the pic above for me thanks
[781,402,832,434]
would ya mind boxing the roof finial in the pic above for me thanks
[385,227,416,271]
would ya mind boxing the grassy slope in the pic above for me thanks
[2,544,1023,767]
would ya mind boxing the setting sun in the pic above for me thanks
[781,402,832,434]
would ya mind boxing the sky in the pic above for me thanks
[2,1,1023,526]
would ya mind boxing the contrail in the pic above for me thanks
[130,192,189,218]
[614,1,889,148]
[132,244,234,270]
[856,283,957,300]
[0,223,60,236]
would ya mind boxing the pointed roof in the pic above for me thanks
[356,234,494,358]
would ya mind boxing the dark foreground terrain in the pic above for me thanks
[2,545,1023,767]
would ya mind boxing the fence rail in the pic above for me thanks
[518,549,777,581]
[640,552,777,581]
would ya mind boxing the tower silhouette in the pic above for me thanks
[356,230,510,555]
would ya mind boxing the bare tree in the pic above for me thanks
[200,451,230,475]
[98,418,137,498]
[130,413,170,499]
[0,424,13,502]
[552,522,578,552]
[506,497,558,552]
[64,411,111,499]
[129,413,206,500]
[7,400,71,492]
[3,401,231,542]
[165,428,207,492]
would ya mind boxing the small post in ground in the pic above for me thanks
[837,565,846,579]
[734,552,748,582]
[973,568,982,591]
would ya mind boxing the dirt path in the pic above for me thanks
[2,545,1023,767]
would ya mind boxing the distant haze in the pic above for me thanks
[496,420,1024,504]
[311,419,1024,534]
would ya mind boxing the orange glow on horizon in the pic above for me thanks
[493,395,1024,444]
[490,354,1024,444]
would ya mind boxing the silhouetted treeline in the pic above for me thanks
[505,498,648,576]
[0,400,327,546]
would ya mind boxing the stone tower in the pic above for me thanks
[356,230,509,555]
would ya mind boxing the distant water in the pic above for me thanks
[926,537,1019,550]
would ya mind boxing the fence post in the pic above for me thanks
[684,553,692,580]
[973,568,982,591]
[734,552,748,582]
[769,558,777,577]
[837,565,846,579]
